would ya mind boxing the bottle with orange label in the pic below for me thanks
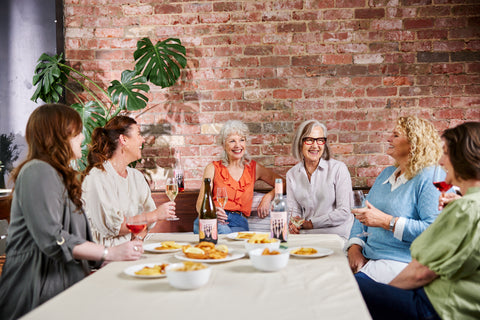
[198,178,218,244]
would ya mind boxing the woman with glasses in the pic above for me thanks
[287,120,353,240]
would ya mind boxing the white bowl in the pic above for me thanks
[165,263,211,290]
[249,248,289,272]
[244,238,280,253]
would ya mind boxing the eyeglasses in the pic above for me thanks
[302,137,327,145]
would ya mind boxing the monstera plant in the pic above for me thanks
[31,37,187,170]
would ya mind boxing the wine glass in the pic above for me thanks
[216,187,228,209]
[289,209,305,229]
[165,177,179,221]
[432,165,452,194]
[126,215,147,241]
[352,190,369,237]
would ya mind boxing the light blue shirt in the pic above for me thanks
[349,165,443,263]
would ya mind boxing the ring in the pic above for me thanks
[133,245,138,252]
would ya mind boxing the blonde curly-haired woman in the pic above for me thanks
[346,116,449,284]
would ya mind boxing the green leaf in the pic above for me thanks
[108,70,150,111]
[30,53,69,103]
[133,38,187,88]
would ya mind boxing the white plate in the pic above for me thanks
[123,262,169,278]
[289,247,334,258]
[0,189,12,195]
[174,250,245,263]
[144,242,188,253]
[227,231,270,241]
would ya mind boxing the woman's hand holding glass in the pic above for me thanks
[154,201,177,221]
[288,209,304,234]
[165,177,180,221]
[216,187,229,225]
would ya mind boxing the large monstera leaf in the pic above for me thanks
[108,70,150,111]
[134,38,187,88]
[71,101,107,170]
[31,53,68,103]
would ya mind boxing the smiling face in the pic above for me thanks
[302,126,325,165]
[69,132,84,160]
[123,124,145,162]
[224,134,246,162]
[386,126,411,163]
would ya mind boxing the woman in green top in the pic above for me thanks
[356,121,480,320]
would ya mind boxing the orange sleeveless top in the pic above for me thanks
[212,160,256,217]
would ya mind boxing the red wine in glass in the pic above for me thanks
[433,181,452,192]
[432,165,452,192]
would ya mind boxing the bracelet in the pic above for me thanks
[101,247,109,262]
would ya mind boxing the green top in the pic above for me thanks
[411,187,480,320]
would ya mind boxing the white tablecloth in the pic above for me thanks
[22,233,371,320]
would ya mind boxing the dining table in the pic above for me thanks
[22,233,371,320]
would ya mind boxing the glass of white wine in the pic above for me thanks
[289,209,305,229]
[216,187,228,209]
[165,177,179,221]
[352,190,369,237]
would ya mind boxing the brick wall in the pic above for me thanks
[63,0,480,190]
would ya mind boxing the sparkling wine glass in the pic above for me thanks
[216,187,228,209]
[432,165,452,193]
[165,177,179,221]
[352,190,369,237]
[126,215,147,241]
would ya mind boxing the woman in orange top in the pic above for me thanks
[193,120,284,234]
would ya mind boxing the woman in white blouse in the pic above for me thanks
[82,116,176,246]
[287,120,353,240]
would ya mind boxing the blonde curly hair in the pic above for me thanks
[395,116,442,180]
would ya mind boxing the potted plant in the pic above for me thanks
[0,133,21,188]
[31,37,187,170]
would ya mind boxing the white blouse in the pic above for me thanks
[286,158,354,240]
[82,161,156,247]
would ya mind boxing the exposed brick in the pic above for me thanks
[431,63,464,74]
[355,8,385,19]
[366,87,398,97]
[417,52,449,62]
[277,22,307,33]
[451,51,480,62]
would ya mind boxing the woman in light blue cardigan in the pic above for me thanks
[346,116,448,284]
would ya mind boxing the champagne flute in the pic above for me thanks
[352,190,369,237]
[165,177,179,221]
[126,215,147,241]
[216,187,228,225]
[216,187,228,209]
[432,165,452,193]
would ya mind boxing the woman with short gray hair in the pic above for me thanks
[194,120,284,234]
[287,120,353,240]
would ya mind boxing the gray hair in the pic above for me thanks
[217,120,251,166]
[291,120,330,161]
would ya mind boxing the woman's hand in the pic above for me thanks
[257,192,274,218]
[216,207,229,225]
[438,192,460,211]
[154,201,177,221]
[108,240,143,262]
[347,244,368,273]
[351,200,390,229]
[288,221,300,234]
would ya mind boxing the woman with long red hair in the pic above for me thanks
[0,104,142,320]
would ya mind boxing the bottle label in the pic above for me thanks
[199,219,218,243]
[174,169,184,192]
[270,211,288,242]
